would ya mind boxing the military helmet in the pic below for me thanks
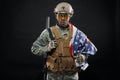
[54,2,74,16]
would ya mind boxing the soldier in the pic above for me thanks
[31,2,97,80]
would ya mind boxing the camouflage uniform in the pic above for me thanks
[31,25,79,80]
[47,71,78,80]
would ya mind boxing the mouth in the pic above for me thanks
[61,22,66,24]
[59,22,67,27]
[60,21,67,24]
[58,20,68,27]
[60,22,66,25]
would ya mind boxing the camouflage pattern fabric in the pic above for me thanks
[47,71,78,80]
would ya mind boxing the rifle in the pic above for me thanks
[46,16,54,40]
[43,16,55,80]
[43,16,50,80]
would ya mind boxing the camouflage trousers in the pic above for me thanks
[46,71,79,80]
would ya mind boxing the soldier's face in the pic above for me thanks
[56,13,71,27]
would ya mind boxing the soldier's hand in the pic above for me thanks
[75,54,86,64]
[48,40,57,51]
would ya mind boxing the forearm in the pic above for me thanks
[31,29,50,56]
[31,43,48,56]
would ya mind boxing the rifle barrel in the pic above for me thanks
[46,16,50,28]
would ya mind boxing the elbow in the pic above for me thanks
[31,46,43,56]
[31,46,39,55]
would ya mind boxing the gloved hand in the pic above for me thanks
[47,40,57,51]
[75,54,86,64]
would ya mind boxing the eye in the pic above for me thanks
[57,13,69,19]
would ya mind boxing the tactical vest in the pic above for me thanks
[46,25,79,72]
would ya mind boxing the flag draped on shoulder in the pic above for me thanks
[69,25,97,56]
[70,23,97,55]
[69,24,97,70]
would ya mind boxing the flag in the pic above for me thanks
[69,24,97,70]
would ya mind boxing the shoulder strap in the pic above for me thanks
[47,28,54,40]
[52,26,61,40]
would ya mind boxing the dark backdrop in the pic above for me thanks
[2,0,120,80]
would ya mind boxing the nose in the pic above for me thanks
[61,16,65,20]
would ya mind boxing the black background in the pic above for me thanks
[2,0,120,80]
